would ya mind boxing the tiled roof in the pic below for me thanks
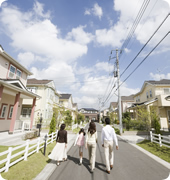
[27,78,52,85]
[121,95,134,101]
[60,94,71,99]
[146,79,170,85]
[110,102,117,107]
[79,108,98,111]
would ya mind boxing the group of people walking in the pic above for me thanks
[48,117,119,174]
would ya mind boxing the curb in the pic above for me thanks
[118,135,170,170]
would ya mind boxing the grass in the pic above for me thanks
[137,140,170,163]
[0,142,56,180]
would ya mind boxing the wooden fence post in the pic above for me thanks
[5,147,12,172]
[158,134,162,147]
[36,137,40,153]
[24,140,30,161]
[150,131,153,142]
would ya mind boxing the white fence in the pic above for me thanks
[150,131,170,148]
[0,132,57,173]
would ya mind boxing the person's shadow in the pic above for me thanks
[67,155,106,173]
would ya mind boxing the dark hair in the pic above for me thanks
[60,123,66,130]
[88,122,96,135]
[79,128,86,136]
[105,118,110,125]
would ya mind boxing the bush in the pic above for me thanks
[49,113,56,134]
[113,127,120,135]
[22,130,38,140]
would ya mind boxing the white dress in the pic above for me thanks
[48,142,67,161]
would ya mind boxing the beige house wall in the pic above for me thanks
[0,54,28,86]
[0,94,22,131]
[133,83,170,129]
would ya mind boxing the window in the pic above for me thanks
[22,108,32,117]
[8,65,16,78]
[146,92,149,99]
[27,87,37,93]
[150,90,152,98]
[0,104,7,118]
[164,88,170,94]
[16,69,22,79]
[8,106,13,118]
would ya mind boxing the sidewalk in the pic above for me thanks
[33,132,77,180]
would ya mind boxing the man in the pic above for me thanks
[101,117,119,174]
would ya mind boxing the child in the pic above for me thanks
[74,128,86,165]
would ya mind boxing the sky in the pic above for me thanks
[0,0,170,110]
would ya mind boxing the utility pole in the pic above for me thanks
[116,49,122,134]
[111,49,122,134]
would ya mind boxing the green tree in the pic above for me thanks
[122,111,131,130]
[150,107,161,134]
[77,113,85,125]
[49,113,56,134]
[64,110,73,126]
[136,106,151,131]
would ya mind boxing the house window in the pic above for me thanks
[164,88,170,94]
[138,96,140,102]
[150,90,152,98]
[146,92,149,99]
[16,69,22,79]
[8,65,16,78]
[0,104,7,118]
[22,108,32,117]
[27,87,37,93]
[8,106,13,118]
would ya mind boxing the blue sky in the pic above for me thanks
[0,0,170,109]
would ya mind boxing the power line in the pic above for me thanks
[120,12,170,78]
[119,31,170,89]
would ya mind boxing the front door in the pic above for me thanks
[167,110,170,129]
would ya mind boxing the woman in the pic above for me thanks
[48,123,67,166]
[85,122,97,173]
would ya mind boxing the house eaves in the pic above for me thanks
[0,51,32,76]
[0,79,41,99]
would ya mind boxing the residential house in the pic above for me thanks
[128,79,170,129]
[78,108,99,122]
[0,46,40,133]
[59,94,78,122]
[100,108,109,122]
[22,78,61,127]
[121,95,134,117]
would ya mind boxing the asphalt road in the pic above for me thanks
[48,123,170,180]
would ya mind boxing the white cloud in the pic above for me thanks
[30,62,76,85]
[66,25,94,45]
[150,72,170,80]
[84,3,103,20]
[92,3,103,20]
[33,1,50,18]
[17,52,35,68]
[0,2,88,64]
[95,62,113,72]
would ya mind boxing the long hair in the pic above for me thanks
[79,128,86,136]
[88,122,96,135]
[60,123,66,130]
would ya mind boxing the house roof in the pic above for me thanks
[27,78,52,85]
[121,95,134,101]
[110,102,117,107]
[0,79,41,99]
[135,79,170,96]
[79,108,98,111]
[60,94,72,99]
[130,98,158,108]
[146,79,170,85]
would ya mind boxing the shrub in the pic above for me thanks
[49,113,56,134]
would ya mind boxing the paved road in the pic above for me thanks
[48,123,170,180]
